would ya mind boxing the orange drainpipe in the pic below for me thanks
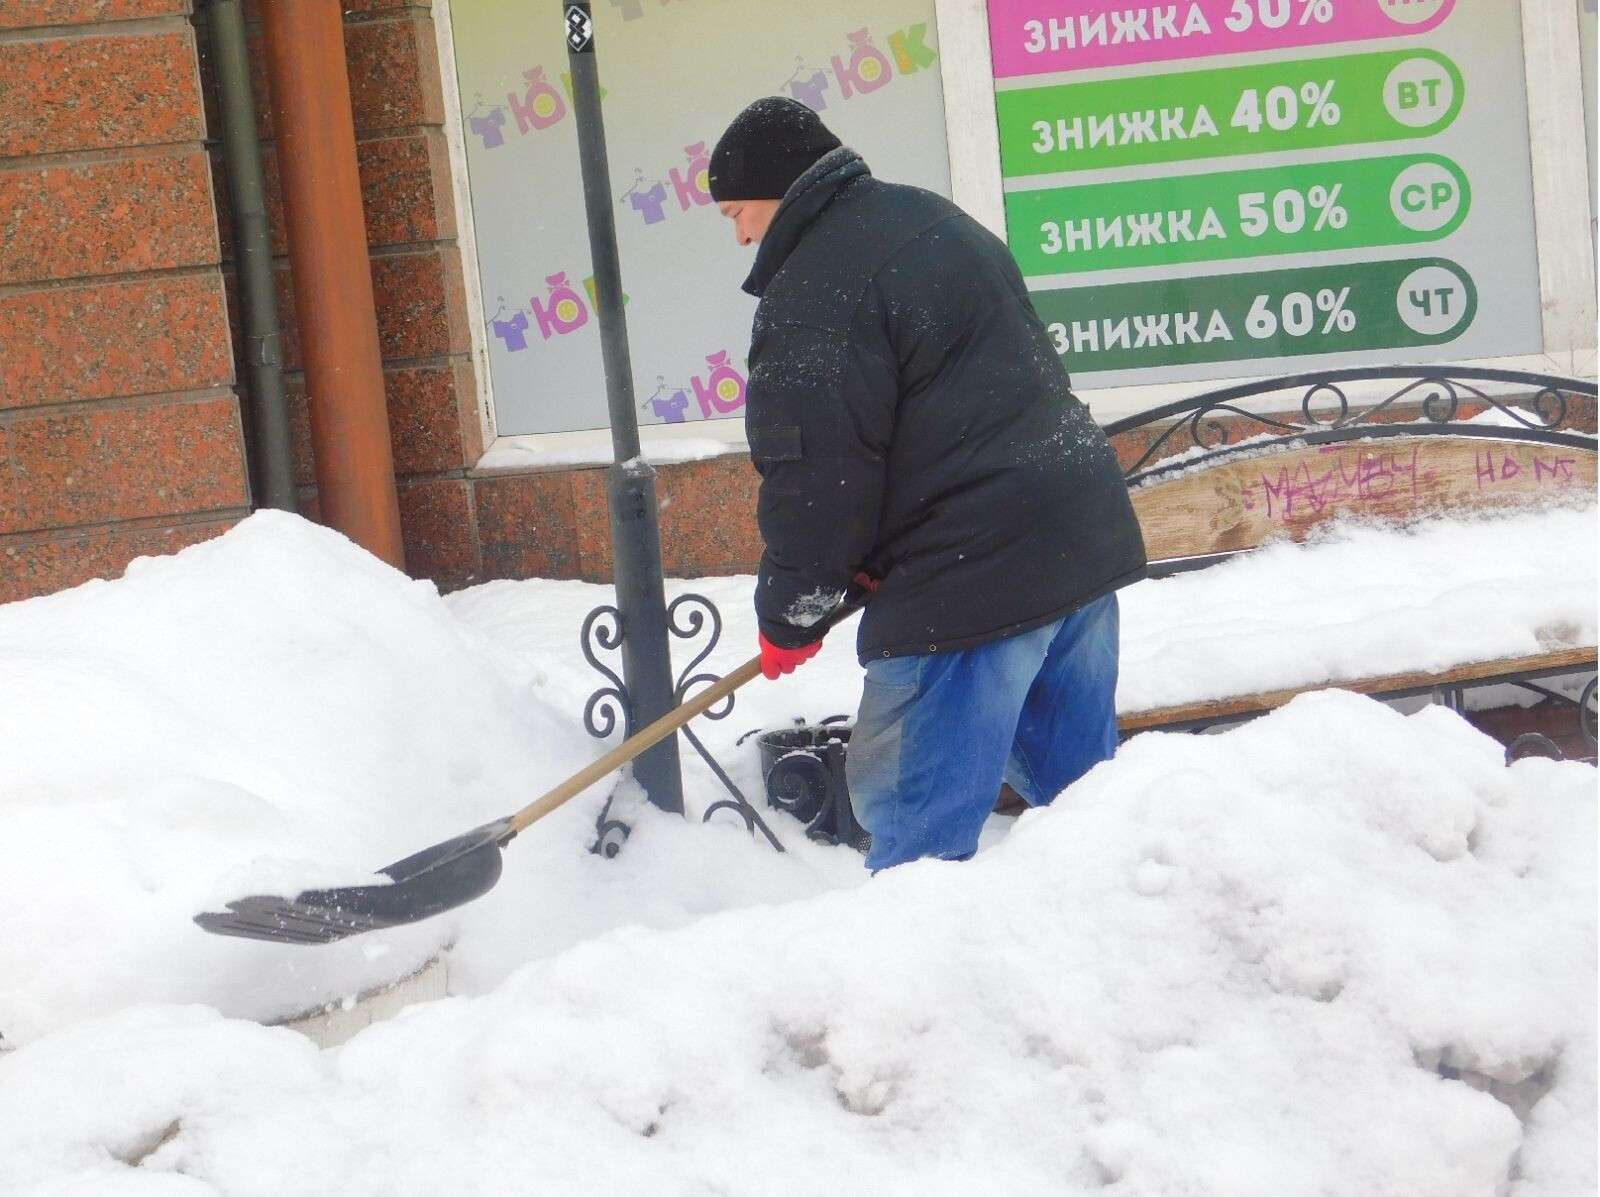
[260,0,405,569]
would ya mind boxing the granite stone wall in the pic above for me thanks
[0,1,248,602]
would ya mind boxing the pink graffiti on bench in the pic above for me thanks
[1240,444,1435,521]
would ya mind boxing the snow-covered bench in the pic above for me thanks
[1104,369,1598,745]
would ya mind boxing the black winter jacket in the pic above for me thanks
[742,147,1147,662]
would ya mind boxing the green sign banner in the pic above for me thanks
[995,49,1465,175]
[1005,154,1470,275]
[1031,257,1479,373]
[988,0,1542,387]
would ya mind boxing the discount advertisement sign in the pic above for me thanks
[986,0,1545,387]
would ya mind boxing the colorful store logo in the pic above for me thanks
[613,26,939,229]
[508,67,566,135]
[987,0,1459,77]
[780,25,938,112]
[489,276,629,352]
[691,351,747,418]
[466,96,509,148]
[489,298,531,352]
[618,143,713,228]
[467,68,610,150]
[639,353,748,424]
[532,271,590,339]
[641,378,692,423]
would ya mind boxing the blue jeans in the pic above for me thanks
[847,594,1120,871]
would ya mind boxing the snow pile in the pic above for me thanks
[439,504,1597,739]
[1,691,1592,1195]
[0,513,599,1042]
[0,515,875,1047]
[2,503,1592,1049]
[1119,504,1597,712]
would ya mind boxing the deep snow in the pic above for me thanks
[0,509,1594,1195]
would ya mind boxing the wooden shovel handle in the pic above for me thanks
[507,654,765,835]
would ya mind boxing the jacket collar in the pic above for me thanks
[741,146,870,298]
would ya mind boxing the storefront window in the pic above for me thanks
[446,0,949,438]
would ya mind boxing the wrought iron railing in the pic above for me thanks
[1103,367,1596,482]
[584,591,783,858]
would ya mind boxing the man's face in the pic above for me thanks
[717,199,781,247]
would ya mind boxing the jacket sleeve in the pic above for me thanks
[744,296,897,648]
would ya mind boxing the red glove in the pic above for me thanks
[852,571,881,593]
[759,633,824,680]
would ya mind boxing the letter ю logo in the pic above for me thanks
[532,271,592,339]
[692,351,747,418]
[830,25,939,99]
[508,66,567,134]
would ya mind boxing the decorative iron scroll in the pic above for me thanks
[667,594,730,716]
[580,605,628,740]
[578,594,784,855]
[1103,367,1594,480]
[580,603,632,858]
[667,593,784,851]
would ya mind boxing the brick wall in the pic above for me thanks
[472,453,765,583]
[0,1,248,603]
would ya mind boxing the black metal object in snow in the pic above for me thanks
[1500,676,1599,763]
[1505,733,1565,765]
[741,718,871,853]
[585,593,786,858]
[564,0,683,816]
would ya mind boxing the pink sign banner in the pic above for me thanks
[987,0,1457,78]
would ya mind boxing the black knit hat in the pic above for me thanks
[708,97,842,202]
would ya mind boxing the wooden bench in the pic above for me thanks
[1103,368,1598,751]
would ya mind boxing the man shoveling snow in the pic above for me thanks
[708,97,1148,871]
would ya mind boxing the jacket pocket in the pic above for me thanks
[747,423,803,464]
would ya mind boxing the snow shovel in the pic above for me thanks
[194,603,861,945]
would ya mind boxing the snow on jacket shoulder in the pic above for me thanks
[741,147,1147,662]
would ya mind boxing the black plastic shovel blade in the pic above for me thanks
[194,818,516,945]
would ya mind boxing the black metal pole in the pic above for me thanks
[563,2,684,814]
[207,0,296,512]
